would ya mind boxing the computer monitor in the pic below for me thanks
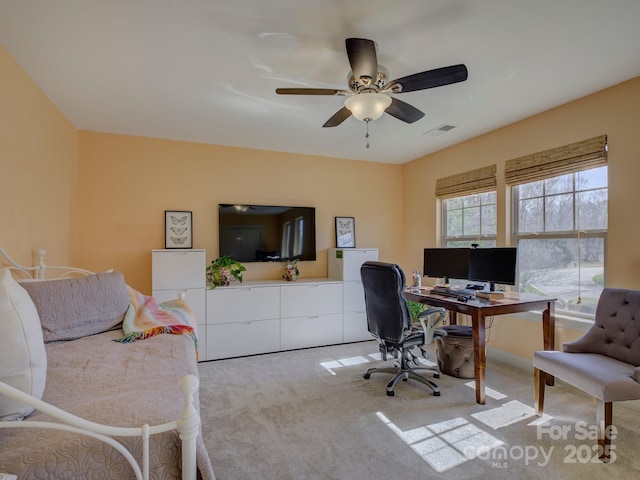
[468,247,518,291]
[423,248,471,283]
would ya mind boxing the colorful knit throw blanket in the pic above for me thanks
[114,286,198,358]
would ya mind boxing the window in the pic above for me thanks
[293,216,304,257]
[443,191,497,248]
[513,166,607,316]
[281,221,291,258]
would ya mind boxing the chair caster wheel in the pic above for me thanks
[434,373,440,378]
[363,373,371,379]
[386,390,395,397]
[433,391,441,396]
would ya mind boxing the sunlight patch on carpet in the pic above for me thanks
[464,381,507,400]
[319,355,371,375]
[320,350,438,375]
[376,412,504,472]
[471,400,535,429]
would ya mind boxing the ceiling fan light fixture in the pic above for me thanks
[344,93,392,122]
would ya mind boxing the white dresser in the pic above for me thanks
[205,279,343,360]
[328,248,379,342]
[151,249,207,359]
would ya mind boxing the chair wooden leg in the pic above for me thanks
[534,367,545,416]
[596,399,613,462]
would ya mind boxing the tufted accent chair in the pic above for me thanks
[533,288,640,462]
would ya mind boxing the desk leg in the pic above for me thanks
[472,312,486,404]
[449,311,458,325]
[542,301,556,386]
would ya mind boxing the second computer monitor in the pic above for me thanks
[468,247,518,291]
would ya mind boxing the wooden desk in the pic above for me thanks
[404,289,556,404]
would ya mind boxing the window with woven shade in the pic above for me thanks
[510,136,608,317]
[437,165,498,250]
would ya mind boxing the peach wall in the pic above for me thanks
[5,39,640,363]
[77,132,403,292]
[0,45,78,267]
[402,76,640,360]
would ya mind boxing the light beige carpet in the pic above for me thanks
[198,341,640,480]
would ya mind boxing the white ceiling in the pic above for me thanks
[1,0,640,164]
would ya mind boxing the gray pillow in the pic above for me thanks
[21,271,129,343]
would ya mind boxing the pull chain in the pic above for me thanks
[365,119,371,148]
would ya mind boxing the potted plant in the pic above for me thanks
[206,255,246,288]
[407,300,426,323]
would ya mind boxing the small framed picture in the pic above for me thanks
[335,216,356,248]
[165,210,193,249]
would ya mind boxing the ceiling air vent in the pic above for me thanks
[423,123,457,137]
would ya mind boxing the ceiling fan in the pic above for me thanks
[275,38,468,128]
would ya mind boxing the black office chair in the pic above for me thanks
[360,261,447,396]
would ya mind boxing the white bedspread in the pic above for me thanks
[0,330,215,480]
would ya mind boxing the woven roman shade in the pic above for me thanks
[435,164,497,198]
[505,135,607,185]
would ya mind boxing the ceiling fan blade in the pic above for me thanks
[276,88,349,96]
[345,38,378,83]
[322,107,352,127]
[384,64,468,93]
[384,97,425,124]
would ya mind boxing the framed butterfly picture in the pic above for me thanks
[335,216,356,248]
[165,210,193,249]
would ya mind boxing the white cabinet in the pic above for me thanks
[206,285,281,360]
[328,248,379,342]
[152,249,207,360]
[205,280,344,359]
[280,282,343,350]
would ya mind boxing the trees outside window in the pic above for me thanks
[443,191,497,248]
[514,166,607,315]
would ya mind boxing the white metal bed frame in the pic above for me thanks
[0,247,201,480]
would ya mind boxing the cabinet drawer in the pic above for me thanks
[153,287,205,326]
[329,248,379,281]
[152,250,206,290]
[281,283,342,318]
[206,319,280,360]
[343,311,372,343]
[343,281,366,313]
[207,286,280,325]
[342,249,379,281]
[281,313,343,350]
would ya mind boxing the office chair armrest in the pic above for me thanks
[417,307,447,345]
[418,307,447,320]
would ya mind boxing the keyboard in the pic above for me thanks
[431,286,477,299]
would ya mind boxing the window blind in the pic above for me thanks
[435,164,497,198]
[505,135,607,185]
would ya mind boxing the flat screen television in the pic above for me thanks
[468,247,518,291]
[218,204,316,262]
[423,248,471,282]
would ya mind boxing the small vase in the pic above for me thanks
[283,265,299,282]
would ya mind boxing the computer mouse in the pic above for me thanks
[457,295,468,302]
